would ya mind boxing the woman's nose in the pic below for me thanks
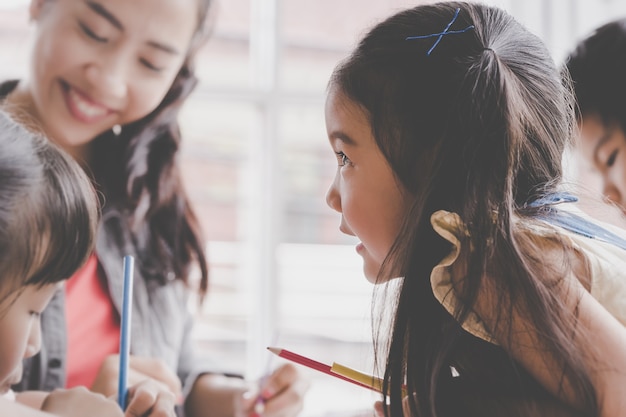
[84,56,128,100]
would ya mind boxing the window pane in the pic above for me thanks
[278,102,354,244]
[278,0,424,93]
[198,0,251,90]
[180,97,253,241]
[0,6,28,80]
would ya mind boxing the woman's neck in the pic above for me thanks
[57,141,95,170]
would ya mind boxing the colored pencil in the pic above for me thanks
[267,347,380,393]
[118,255,134,409]
[330,362,385,392]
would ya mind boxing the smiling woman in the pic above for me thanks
[1,1,308,417]
[6,0,197,160]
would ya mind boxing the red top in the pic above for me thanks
[65,253,120,388]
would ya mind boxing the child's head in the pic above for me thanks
[0,110,98,394]
[326,1,572,282]
[565,19,626,210]
[326,2,590,415]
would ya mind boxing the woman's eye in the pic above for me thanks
[607,149,618,167]
[79,22,108,43]
[29,311,41,318]
[336,151,351,166]
[139,58,164,73]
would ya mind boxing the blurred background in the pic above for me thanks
[1,0,626,415]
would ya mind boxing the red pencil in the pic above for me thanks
[267,347,380,392]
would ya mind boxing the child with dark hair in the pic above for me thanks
[0,109,120,416]
[565,18,626,220]
[3,1,307,416]
[0,109,193,416]
[325,2,626,416]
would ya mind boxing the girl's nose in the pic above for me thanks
[326,175,341,213]
[602,179,622,208]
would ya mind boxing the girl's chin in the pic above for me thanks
[363,266,400,284]
[364,274,379,284]
[363,265,388,284]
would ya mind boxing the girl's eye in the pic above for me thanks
[29,311,41,318]
[79,22,108,43]
[607,149,618,168]
[139,58,164,73]
[336,151,351,167]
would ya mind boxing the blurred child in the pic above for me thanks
[0,110,176,417]
[0,110,121,416]
[325,2,626,416]
[565,18,626,224]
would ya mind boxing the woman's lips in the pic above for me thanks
[60,81,114,123]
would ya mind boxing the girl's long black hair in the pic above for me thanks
[331,2,596,416]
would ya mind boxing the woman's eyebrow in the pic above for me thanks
[147,40,180,55]
[85,0,123,30]
[84,0,181,55]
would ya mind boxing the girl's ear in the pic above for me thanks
[29,0,46,21]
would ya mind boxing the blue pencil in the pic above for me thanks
[118,255,134,409]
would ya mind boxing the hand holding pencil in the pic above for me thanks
[236,363,309,417]
[108,255,179,416]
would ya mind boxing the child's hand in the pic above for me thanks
[374,396,411,417]
[237,363,308,417]
[91,354,182,400]
[40,387,123,417]
[124,379,177,417]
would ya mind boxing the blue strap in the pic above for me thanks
[530,193,626,251]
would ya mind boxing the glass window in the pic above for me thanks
[197,0,252,90]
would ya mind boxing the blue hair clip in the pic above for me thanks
[405,8,475,56]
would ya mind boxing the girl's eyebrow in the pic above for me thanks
[84,0,181,56]
[330,131,357,146]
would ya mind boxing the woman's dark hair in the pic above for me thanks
[565,18,626,132]
[0,110,98,305]
[90,0,213,295]
[331,2,596,416]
